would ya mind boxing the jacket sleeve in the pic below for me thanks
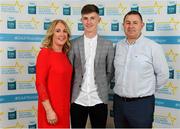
[106,41,115,84]
[68,40,75,66]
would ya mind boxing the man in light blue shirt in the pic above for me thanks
[113,11,169,128]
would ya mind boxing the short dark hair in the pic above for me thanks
[81,4,99,15]
[123,11,143,23]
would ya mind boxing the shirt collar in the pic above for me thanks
[84,34,98,42]
[125,33,144,46]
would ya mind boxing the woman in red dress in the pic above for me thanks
[36,19,72,128]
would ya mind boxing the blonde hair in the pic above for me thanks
[41,19,71,53]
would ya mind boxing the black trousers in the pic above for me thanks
[71,103,108,128]
[113,94,155,128]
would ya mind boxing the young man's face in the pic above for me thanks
[81,12,101,34]
[123,14,144,40]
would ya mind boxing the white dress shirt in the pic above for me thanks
[74,35,103,106]
[114,34,169,98]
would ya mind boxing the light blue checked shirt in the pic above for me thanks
[114,34,169,98]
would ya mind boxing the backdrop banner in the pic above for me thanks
[0,0,180,128]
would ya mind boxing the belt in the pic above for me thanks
[116,94,154,102]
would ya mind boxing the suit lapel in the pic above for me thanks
[78,36,85,73]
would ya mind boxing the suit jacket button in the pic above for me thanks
[79,85,81,87]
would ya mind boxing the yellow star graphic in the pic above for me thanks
[0,81,4,86]
[154,113,176,126]
[117,3,127,14]
[0,112,4,121]
[168,112,176,126]
[169,17,180,30]
[31,75,35,82]
[32,105,37,118]
[141,1,163,14]
[100,20,108,31]
[15,61,24,74]
[4,122,24,129]
[0,0,24,12]
[50,2,59,14]
[31,46,39,56]
[17,46,39,56]
[166,49,179,62]
[152,1,163,14]
[17,75,35,83]
[166,82,177,95]
[17,105,37,119]
[0,48,4,53]
[15,0,24,12]
[65,18,74,31]
[0,61,24,73]
[31,17,40,29]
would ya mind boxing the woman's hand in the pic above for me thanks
[46,109,58,125]
[42,99,58,125]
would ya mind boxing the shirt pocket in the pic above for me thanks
[132,54,152,69]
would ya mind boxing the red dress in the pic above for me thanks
[36,48,72,128]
